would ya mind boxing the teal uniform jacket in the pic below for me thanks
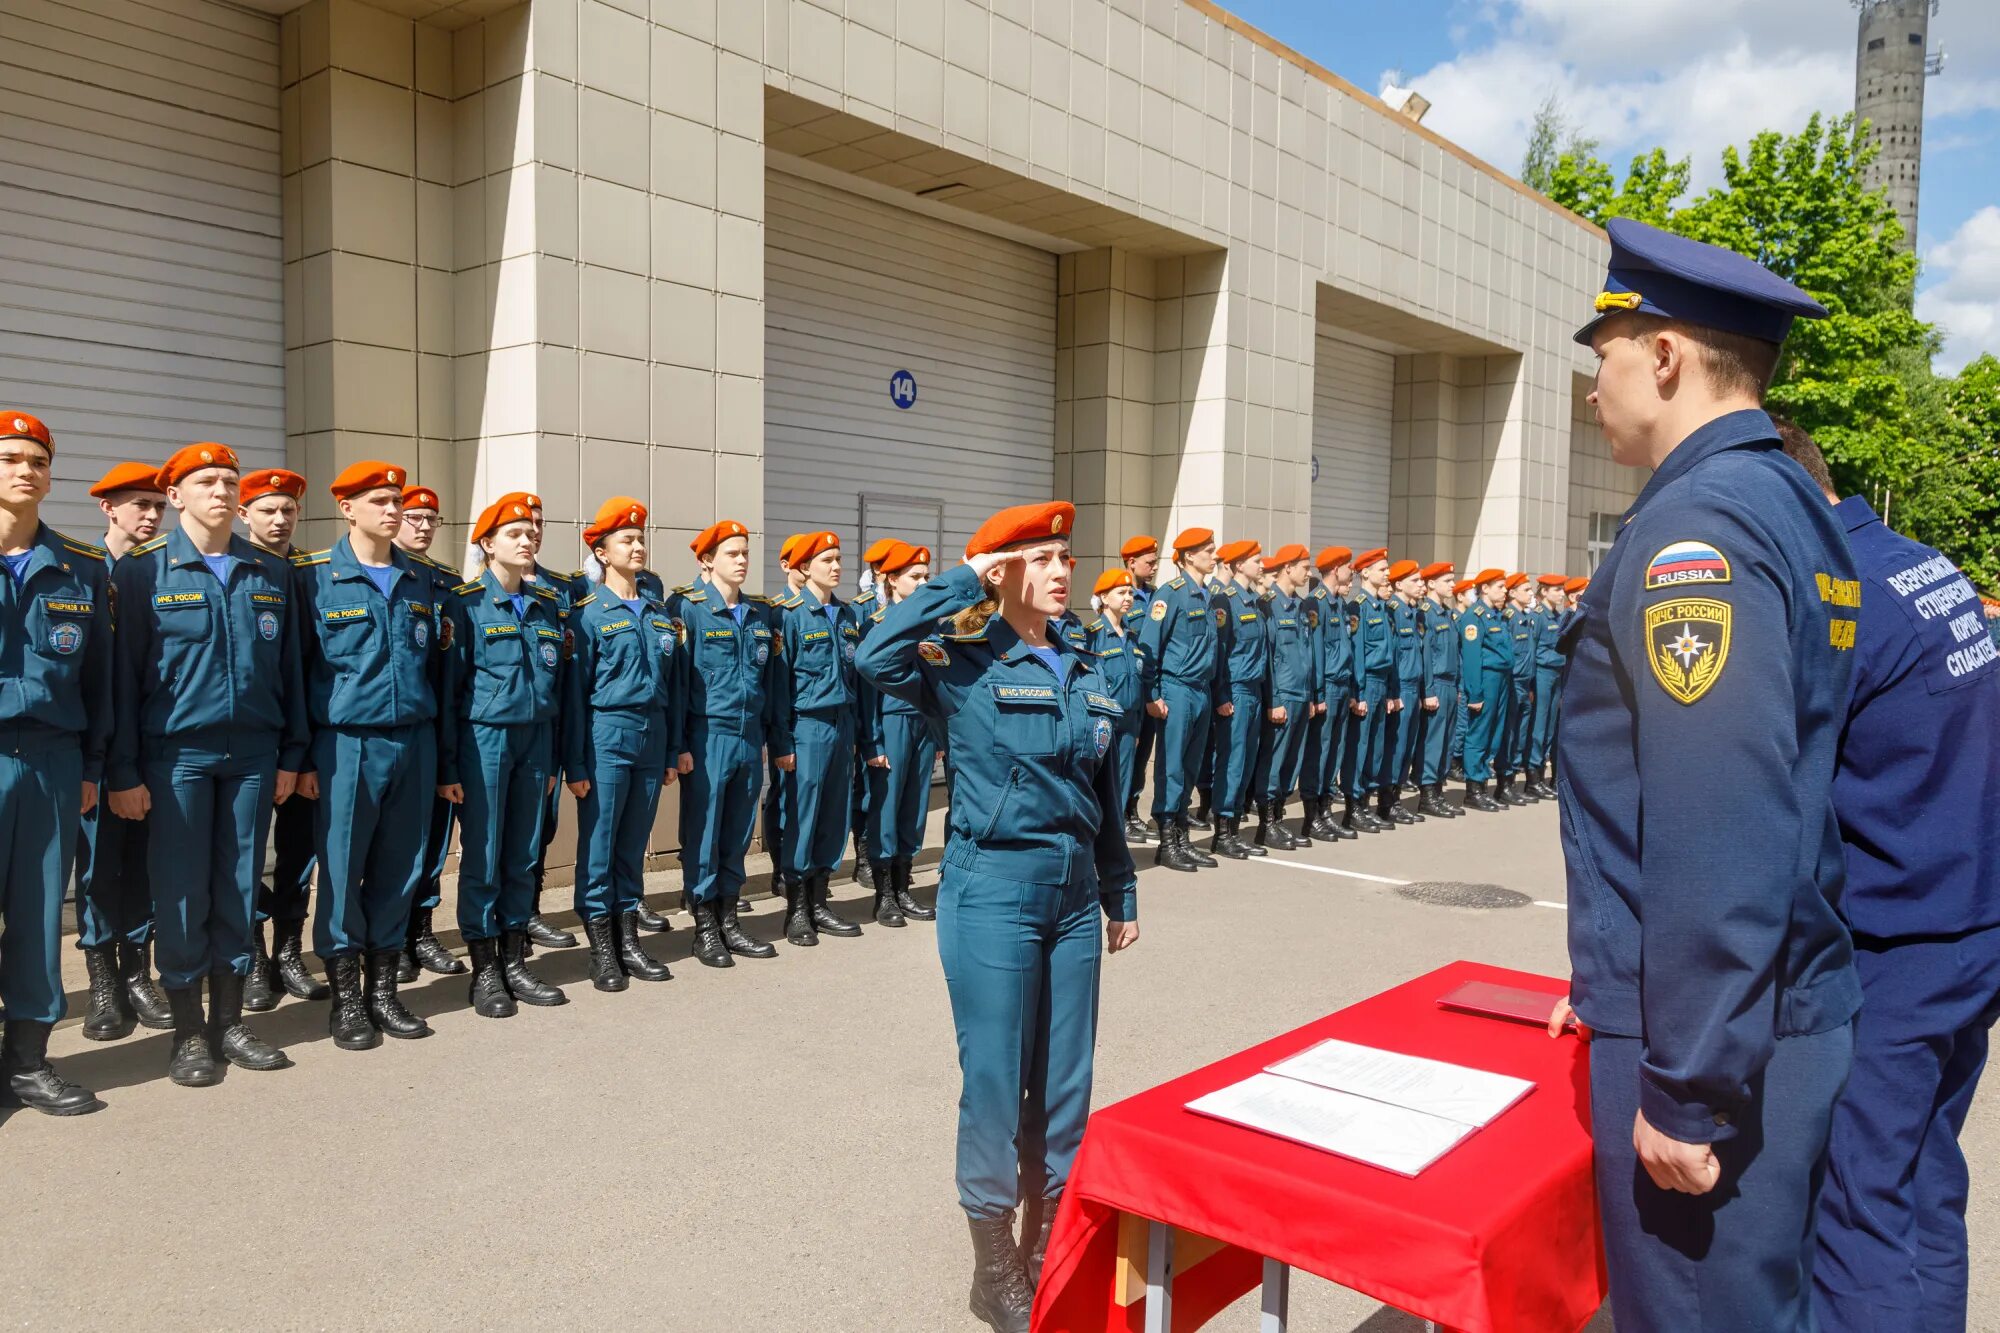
[1,523,113,774]
[562,586,687,777]
[439,571,565,774]
[291,539,444,732]
[669,579,792,753]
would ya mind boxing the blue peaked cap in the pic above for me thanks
[1573,217,1829,346]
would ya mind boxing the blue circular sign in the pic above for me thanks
[889,369,919,410]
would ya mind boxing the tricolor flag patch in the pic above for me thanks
[1644,540,1731,590]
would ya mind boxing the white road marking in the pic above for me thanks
[1534,901,1568,911]
[1248,855,1571,910]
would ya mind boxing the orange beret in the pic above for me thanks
[158,442,242,489]
[1094,568,1134,596]
[1419,562,1453,581]
[1537,572,1568,588]
[0,410,53,454]
[473,496,536,544]
[787,530,839,569]
[1259,552,1286,572]
[240,468,307,506]
[90,461,165,499]
[495,490,544,512]
[966,501,1073,557]
[878,540,931,574]
[1454,579,1475,596]
[1120,535,1158,559]
[1353,547,1388,570]
[1386,559,1420,582]
[583,496,647,547]
[1315,546,1352,572]
[1265,543,1308,568]
[1473,567,1507,586]
[1570,578,1591,595]
[1504,572,1528,589]
[691,519,750,559]
[778,534,805,565]
[1172,527,1215,553]
[1216,539,1261,566]
[863,538,898,566]
[330,460,409,501]
[400,485,441,512]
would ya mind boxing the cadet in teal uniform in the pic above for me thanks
[291,461,444,1051]
[855,501,1138,1333]
[1137,528,1221,872]
[393,483,470,981]
[1298,547,1356,841]
[1377,560,1429,823]
[1253,544,1317,849]
[848,536,897,890]
[440,497,569,1015]
[507,491,581,953]
[1523,573,1568,798]
[74,460,172,1041]
[862,540,939,927]
[775,530,866,947]
[764,533,807,916]
[564,497,683,993]
[108,442,309,1086]
[0,410,112,1116]
[1340,549,1395,834]
[1497,574,1540,805]
[1449,581,1476,779]
[1457,569,1512,812]
[1415,562,1462,818]
[1116,536,1161,840]
[1087,569,1145,831]
[671,520,794,968]
[1207,539,1268,860]
[236,468,329,1014]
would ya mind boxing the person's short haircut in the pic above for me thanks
[1770,415,1838,500]
[1619,313,1782,400]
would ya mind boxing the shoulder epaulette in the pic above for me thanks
[871,605,886,623]
[291,548,331,567]
[127,535,167,558]
[527,582,559,600]
[679,589,707,603]
[452,579,483,595]
[672,583,695,594]
[1166,576,1185,591]
[54,530,107,560]
[1085,618,1103,631]
[943,628,988,643]
[569,569,586,581]
[573,592,596,607]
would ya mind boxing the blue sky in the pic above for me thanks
[1223,0,2000,373]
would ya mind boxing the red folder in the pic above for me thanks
[1436,979,1574,1030]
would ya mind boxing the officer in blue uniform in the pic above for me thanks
[1253,544,1316,849]
[393,482,471,981]
[1136,528,1221,871]
[109,442,310,1086]
[1523,572,1569,799]
[775,530,866,947]
[292,460,446,1050]
[1457,569,1512,812]
[1497,574,1540,805]
[1377,559,1428,823]
[565,497,685,991]
[1298,547,1356,841]
[1415,562,1462,818]
[0,410,112,1116]
[1116,536,1161,840]
[74,460,172,1041]
[1554,218,1856,1332]
[855,501,1138,1333]
[236,467,329,1014]
[1087,568,1145,834]
[1207,539,1268,860]
[862,540,940,926]
[671,519,793,968]
[1340,548,1395,834]
[1764,426,2000,1333]
[440,496,570,1014]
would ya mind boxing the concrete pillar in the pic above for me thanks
[1056,246,1158,569]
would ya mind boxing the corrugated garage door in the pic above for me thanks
[1310,331,1395,553]
[0,0,284,532]
[764,167,1056,585]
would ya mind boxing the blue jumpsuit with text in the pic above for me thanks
[1418,598,1461,788]
[1298,586,1353,803]
[1458,602,1511,783]
[1136,571,1219,822]
[780,589,864,878]
[1341,593,1395,799]
[1255,588,1315,805]
[1381,596,1427,790]
[1210,582,1268,821]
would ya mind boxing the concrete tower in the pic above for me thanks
[1853,0,1941,247]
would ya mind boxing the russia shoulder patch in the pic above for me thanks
[917,640,950,667]
[1645,540,1731,590]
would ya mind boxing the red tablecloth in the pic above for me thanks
[1033,961,1606,1333]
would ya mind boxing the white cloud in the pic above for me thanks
[1918,206,2000,374]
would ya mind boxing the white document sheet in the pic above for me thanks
[1186,1072,1474,1177]
[1265,1038,1535,1127]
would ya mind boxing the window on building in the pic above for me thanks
[1868,36,1886,50]
[1587,512,1621,572]
[1909,32,1923,43]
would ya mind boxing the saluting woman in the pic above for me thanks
[855,502,1139,1333]
[440,496,569,1016]
[564,498,686,991]
[860,540,938,927]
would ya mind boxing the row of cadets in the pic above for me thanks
[1296,546,1356,842]
[1204,538,1269,863]
[862,540,941,927]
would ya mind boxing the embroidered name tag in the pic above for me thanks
[803,629,830,642]
[1084,692,1122,713]
[407,602,431,616]
[600,618,634,634]
[45,599,93,615]
[705,628,734,639]
[323,606,367,622]
[250,592,286,606]
[483,623,520,637]
[156,591,207,608]
[994,684,1057,701]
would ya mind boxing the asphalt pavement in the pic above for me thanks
[2,800,1991,1331]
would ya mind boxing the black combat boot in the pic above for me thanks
[1,1020,101,1117]
[691,901,732,967]
[119,938,172,1030]
[1509,772,1541,803]
[1019,1190,1061,1290]
[1342,797,1377,835]
[1529,766,1560,800]
[1182,817,1218,867]
[466,938,515,1017]
[365,949,433,1038]
[500,931,568,1005]
[782,877,817,948]
[272,919,328,1000]
[80,944,134,1042]
[1235,814,1268,857]
[1465,779,1504,812]
[1123,814,1151,842]
[209,969,290,1071]
[1449,758,1466,782]
[616,909,673,981]
[164,985,221,1087]
[585,916,629,990]
[525,898,577,949]
[816,869,868,932]
[851,831,877,891]
[1322,799,1358,840]
[243,922,278,1013]
[966,1212,1035,1333]
[394,943,420,985]
[1211,815,1251,860]
[1153,818,1199,873]
[1418,785,1455,818]
[1281,800,1313,847]
[873,869,907,927]
[1379,787,1417,826]
[719,898,776,958]
[408,907,465,975]
[891,859,934,922]
[1254,804,1296,852]
[1189,796,1212,831]
[1495,776,1529,807]
[633,898,670,933]
[324,955,379,1050]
